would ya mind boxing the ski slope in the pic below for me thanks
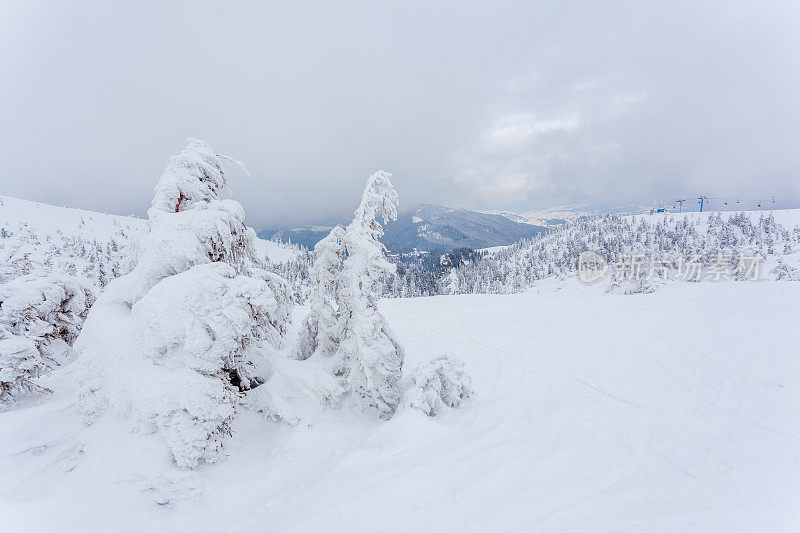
[2,278,798,531]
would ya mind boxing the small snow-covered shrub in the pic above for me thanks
[0,335,41,409]
[605,272,662,295]
[404,354,473,416]
[0,274,94,409]
[770,258,800,281]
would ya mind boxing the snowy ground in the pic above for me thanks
[2,278,798,531]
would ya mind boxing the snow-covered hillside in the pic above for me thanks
[0,195,144,237]
[2,280,799,531]
[0,195,299,286]
[0,195,146,288]
[445,209,800,294]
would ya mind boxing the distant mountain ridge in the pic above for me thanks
[481,204,652,227]
[259,204,548,253]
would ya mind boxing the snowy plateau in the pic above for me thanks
[2,187,800,531]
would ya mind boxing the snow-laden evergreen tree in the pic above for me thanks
[294,225,346,360]
[442,268,460,295]
[292,172,474,420]
[331,171,405,418]
[0,275,94,410]
[101,138,267,305]
[77,138,292,468]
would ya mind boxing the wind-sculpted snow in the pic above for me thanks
[81,263,286,468]
[103,199,261,305]
[133,264,280,382]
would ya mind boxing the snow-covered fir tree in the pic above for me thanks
[294,225,346,360]
[292,171,474,419]
[336,171,406,418]
[299,171,406,418]
[77,138,292,468]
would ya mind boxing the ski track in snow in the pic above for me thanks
[1,279,799,531]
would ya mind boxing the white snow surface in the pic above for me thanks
[0,195,146,237]
[2,279,799,531]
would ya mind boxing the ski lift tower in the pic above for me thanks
[650,197,669,214]
[675,198,686,213]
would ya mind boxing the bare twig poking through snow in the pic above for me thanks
[217,153,253,179]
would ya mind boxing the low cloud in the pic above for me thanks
[1,1,798,225]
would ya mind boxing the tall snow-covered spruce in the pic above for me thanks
[299,171,405,418]
[337,171,405,418]
[76,138,292,468]
[298,170,473,419]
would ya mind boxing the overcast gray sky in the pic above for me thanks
[1,1,799,227]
